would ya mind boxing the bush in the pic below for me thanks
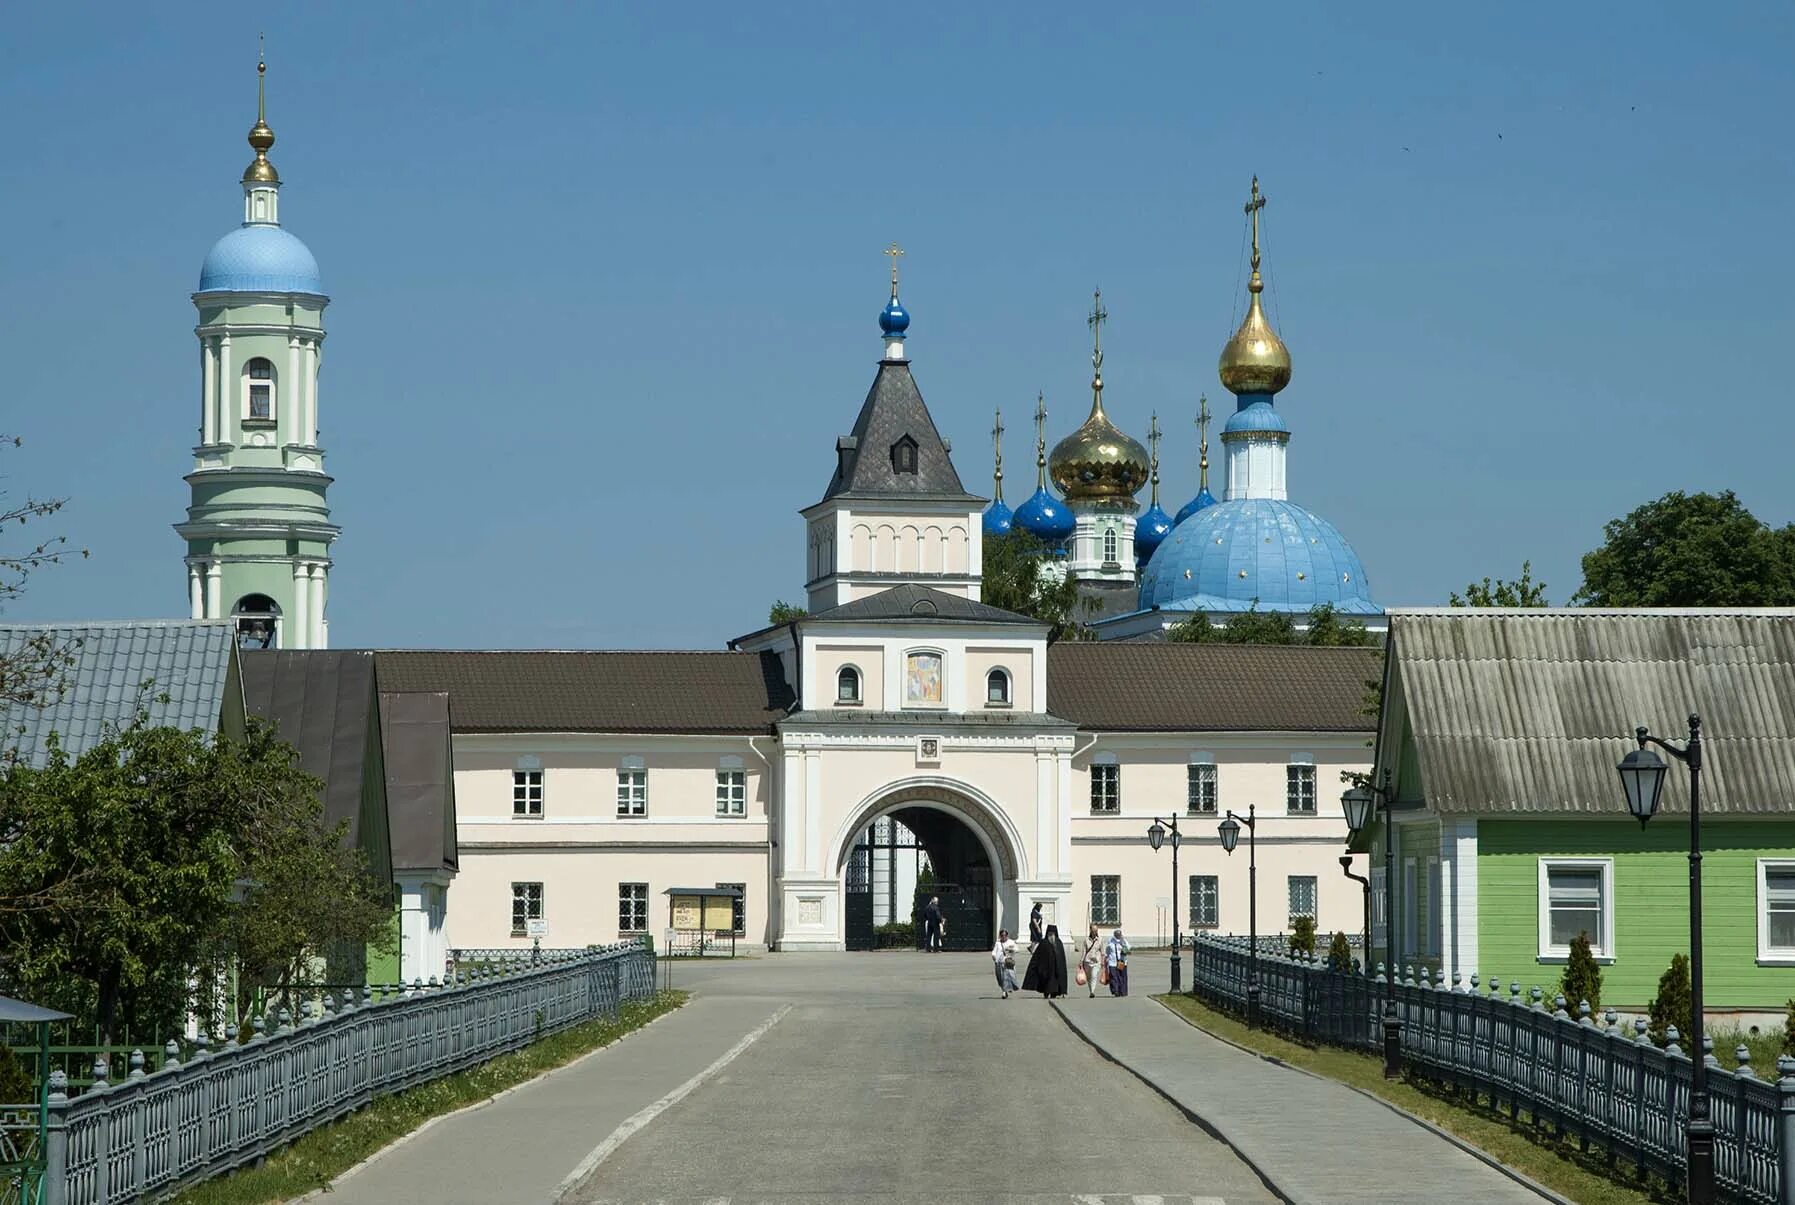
[1559,931,1603,1014]
[1289,914,1318,956]
[1649,952,1693,1046]
[1327,930,1352,971]
[1782,1000,1795,1061]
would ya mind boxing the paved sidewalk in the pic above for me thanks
[1052,991,1555,1205]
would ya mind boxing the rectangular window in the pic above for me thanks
[1286,763,1317,815]
[1189,874,1219,928]
[1370,865,1387,949]
[717,882,747,936]
[1537,858,1613,959]
[249,383,272,420]
[617,768,647,817]
[1426,857,1442,958]
[1090,875,1120,926]
[1402,858,1418,959]
[512,769,543,818]
[1760,861,1795,961]
[619,882,648,934]
[510,882,543,935]
[1090,763,1121,814]
[716,770,746,816]
[1288,875,1318,921]
[1187,763,1217,814]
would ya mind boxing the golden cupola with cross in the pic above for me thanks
[1218,176,1292,396]
[1049,290,1150,504]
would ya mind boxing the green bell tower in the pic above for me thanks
[176,54,338,648]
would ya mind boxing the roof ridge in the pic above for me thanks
[372,648,754,655]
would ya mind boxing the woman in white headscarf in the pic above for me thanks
[1105,928,1132,997]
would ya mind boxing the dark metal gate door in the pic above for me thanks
[845,844,874,950]
[916,883,993,951]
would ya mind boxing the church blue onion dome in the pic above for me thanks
[1139,497,1379,614]
[1223,398,1289,438]
[1135,501,1174,564]
[198,225,323,295]
[982,497,1014,537]
[879,294,910,336]
[1013,486,1074,544]
[1174,485,1219,526]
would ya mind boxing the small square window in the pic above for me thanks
[1287,875,1318,921]
[1090,875,1120,926]
[511,882,543,935]
[1090,763,1120,814]
[617,768,647,817]
[1187,763,1217,814]
[512,769,543,817]
[1286,764,1317,815]
[619,882,648,934]
[716,769,745,816]
[1537,859,1613,960]
[1189,875,1218,928]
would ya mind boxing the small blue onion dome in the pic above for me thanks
[1222,398,1289,437]
[983,497,1014,537]
[879,293,910,336]
[1174,485,1219,526]
[198,225,323,295]
[1013,486,1075,544]
[1135,501,1174,565]
[1140,497,1379,615]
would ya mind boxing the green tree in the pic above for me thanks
[1288,914,1317,956]
[1575,490,1795,606]
[1648,952,1693,1046]
[767,601,808,625]
[1166,602,1375,648]
[1559,930,1603,1014]
[1,435,86,731]
[1303,603,1379,647]
[1450,561,1549,607]
[980,531,1097,642]
[1327,929,1352,972]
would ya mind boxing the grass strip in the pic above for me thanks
[1155,993,1668,1205]
[171,990,687,1205]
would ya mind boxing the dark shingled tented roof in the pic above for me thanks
[1385,608,1795,815]
[820,361,982,503]
[377,650,795,734]
[379,690,458,874]
[1046,643,1379,732]
[807,584,1041,626]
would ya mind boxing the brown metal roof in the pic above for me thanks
[375,650,795,734]
[1388,608,1795,815]
[379,690,459,874]
[1045,642,1380,732]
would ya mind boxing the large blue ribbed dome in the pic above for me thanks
[1013,486,1074,543]
[198,225,323,295]
[1135,501,1173,564]
[1140,497,1379,614]
[982,498,1014,537]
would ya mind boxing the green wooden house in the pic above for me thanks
[1355,608,1795,1015]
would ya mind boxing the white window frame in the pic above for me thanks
[617,756,648,818]
[511,882,543,935]
[512,767,544,818]
[619,882,648,934]
[245,357,276,422]
[1190,874,1219,928]
[1757,859,1795,964]
[1286,756,1317,815]
[985,668,1011,707]
[836,665,862,705]
[1536,857,1615,963]
[1424,855,1440,958]
[1102,526,1119,563]
[1090,754,1121,815]
[1401,856,1418,963]
[1187,753,1217,815]
[716,755,746,817]
[1370,865,1387,949]
[1090,875,1120,926]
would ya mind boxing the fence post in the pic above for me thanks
[1777,1055,1795,1205]
[43,1072,68,1205]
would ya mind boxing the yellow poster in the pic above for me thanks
[703,897,734,932]
[670,897,702,930]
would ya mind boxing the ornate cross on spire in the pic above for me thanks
[1088,288,1109,378]
[884,242,905,297]
[1033,392,1048,488]
[258,34,267,122]
[991,407,1005,499]
[1148,411,1162,504]
[1244,176,1267,289]
[1197,394,1212,488]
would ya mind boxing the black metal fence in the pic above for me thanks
[1192,934,1795,1205]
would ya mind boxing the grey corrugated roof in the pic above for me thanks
[1047,642,1379,732]
[1387,608,1795,815]
[0,621,240,765]
[379,691,458,875]
[376,650,794,734]
[819,361,983,503]
[806,584,1042,626]
[240,650,382,850]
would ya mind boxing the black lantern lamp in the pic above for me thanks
[1217,805,1257,1027]
[1147,820,1166,851]
[1217,814,1241,854]
[1618,744,1669,827]
[1341,772,1402,1080]
[1145,815,1183,991]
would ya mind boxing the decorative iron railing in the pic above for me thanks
[31,942,653,1205]
[1191,934,1795,1205]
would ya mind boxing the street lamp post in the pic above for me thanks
[1218,804,1258,1028]
[1147,816,1183,993]
[1339,854,1369,964]
[1618,713,1712,1205]
[1342,771,1402,1080]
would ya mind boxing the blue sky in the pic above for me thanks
[3,4,1791,647]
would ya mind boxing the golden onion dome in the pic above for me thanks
[1049,392,1150,503]
[242,59,280,184]
[1217,277,1290,395]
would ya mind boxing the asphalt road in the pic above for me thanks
[563,952,1276,1205]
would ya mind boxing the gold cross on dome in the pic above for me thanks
[1088,288,1108,372]
[1244,176,1267,271]
[884,242,905,292]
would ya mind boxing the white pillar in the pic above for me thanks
[205,563,223,620]
[310,566,326,648]
[290,563,311,650]
[803,750,822,873]
[200,339,215,445]
[287,335,301,447]
[306,340,319,445]
[217,334,233,444]
[188,564,204,619]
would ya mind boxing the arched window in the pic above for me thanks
[891,436,918,475]
[1103,527,1119,563]
[836,666,862,704]
[246,358,275,421]
[986,668,1011,706]
[231,593,280,649]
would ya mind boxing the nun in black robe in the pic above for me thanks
[1021,923,1068,997]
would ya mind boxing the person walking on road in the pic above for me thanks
[1027,902,1044,952]
[992,929,1020,997]
[922,896,943,952]
[1081,926,1104,998]
[1105,928,1132,997]
[1022,923,1068,998]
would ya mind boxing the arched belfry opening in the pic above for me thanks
[838,785,1020,952]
